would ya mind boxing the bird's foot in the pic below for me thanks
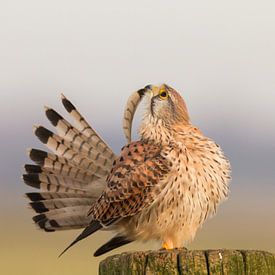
[162,240,174,250]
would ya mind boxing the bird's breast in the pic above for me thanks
[149,138,231,240]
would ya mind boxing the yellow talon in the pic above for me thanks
[162,240,174,250]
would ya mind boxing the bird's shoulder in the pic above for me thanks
[106,140,171,190]
[88,141,172,220]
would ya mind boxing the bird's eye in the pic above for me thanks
[159,90,168,100]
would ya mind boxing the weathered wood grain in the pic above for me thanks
[99,248,275,275]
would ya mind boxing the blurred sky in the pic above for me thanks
[0,1,274,274]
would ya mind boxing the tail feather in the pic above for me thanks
[23,171,104,191]
[26,192,93,201]
[33,207,92,231]
[29,148,70,167]
[23,173,98,195]
[28,149,107,182]
[30,198,94,213]
[45,107,115,164]
[24,95,116,232]
[61,94,115,160]
[25,163,101,184]
[33,125,110,176]
[25,164,43,174]
[45,107,95,156]
[33,205,91,221]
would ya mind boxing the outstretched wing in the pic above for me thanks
[89,141,171,223]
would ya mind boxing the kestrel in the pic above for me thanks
[23,84,231,257]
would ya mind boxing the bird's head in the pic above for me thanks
[143,84,190,125]
[123,84,190,143]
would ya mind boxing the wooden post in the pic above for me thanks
[99,248,275,274]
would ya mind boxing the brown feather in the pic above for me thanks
[88,141,171,220]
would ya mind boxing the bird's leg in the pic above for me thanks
[162,239,174,250]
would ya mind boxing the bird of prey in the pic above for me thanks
[23,84,231,257]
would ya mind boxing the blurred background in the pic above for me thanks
[0,1,274,274]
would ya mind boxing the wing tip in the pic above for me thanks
[93,235,133,257]
[59,221,102,257]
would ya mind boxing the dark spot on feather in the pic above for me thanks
[32,213,46,223]
[114,172,123,178]
[122,165,131,170]
[49,220,60,228]
[45,108,63,126]
[23,173,40,189]
[62,97,76,113]
[132,181,138,188]
[24,164,42,173]
[35,126,53,144]
[25,192,44,201]
[30,202,49,213]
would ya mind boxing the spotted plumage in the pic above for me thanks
[23,84,231,257]
[88,141,171,222]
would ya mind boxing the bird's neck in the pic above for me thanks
[139,115,174,145]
